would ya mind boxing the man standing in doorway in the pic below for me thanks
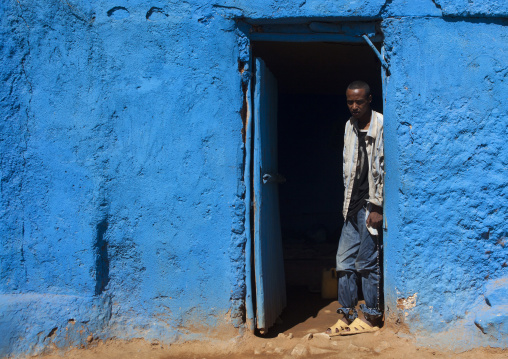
[326,80,384,336]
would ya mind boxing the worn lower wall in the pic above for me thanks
[1,0,507,357]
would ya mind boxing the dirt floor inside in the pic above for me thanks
[39,287,507,359]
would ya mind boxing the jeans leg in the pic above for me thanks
[355,207,383,320]
[336,217,360,321]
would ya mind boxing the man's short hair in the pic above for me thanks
[347,81,371,97]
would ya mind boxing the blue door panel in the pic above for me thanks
[253,58,286,333]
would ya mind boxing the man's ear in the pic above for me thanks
[368,95,372,103]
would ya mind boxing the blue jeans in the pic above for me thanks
[336,207,382,322]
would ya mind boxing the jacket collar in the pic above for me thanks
[350,110,380,139]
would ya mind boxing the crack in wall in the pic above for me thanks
[212,4,243,12]
[378,0,443,18]
[21,223,27,279]
[431,0,443,10]
[378,0,394,17]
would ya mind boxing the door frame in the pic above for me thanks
[240,20,388,333]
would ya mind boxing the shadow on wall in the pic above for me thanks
[95,219,110,296]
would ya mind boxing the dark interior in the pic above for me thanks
[252,41,383,291]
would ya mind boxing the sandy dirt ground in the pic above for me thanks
[38,287,507,359]
[37,331,508,359]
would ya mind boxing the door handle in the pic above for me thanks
[262,173,286,184]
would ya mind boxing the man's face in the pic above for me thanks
[346,88,372,120]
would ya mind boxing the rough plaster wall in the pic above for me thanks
[1,2,113,354]
[383,17,508,349]
[1,0,245,356]
[1,0,508,356]
[89,3,245,340]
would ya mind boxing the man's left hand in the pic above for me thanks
[367,206,383,229]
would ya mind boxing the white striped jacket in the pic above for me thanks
[342,110,384,235]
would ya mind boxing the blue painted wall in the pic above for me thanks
[1,0,507,356]
[382,15,508,349]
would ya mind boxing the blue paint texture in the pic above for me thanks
[382,14,508,350]
[1,0,507,356]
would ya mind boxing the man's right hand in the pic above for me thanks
[367,205,383,229]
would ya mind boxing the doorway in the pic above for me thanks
[249,40,383,334]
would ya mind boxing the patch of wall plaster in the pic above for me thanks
[1,0,508,357]
[397,293,417,310]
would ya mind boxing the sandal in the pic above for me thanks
[340,318,379,336]
[326,318,349,337]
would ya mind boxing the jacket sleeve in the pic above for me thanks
[343,121,349,189]
[370,122,384,208]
